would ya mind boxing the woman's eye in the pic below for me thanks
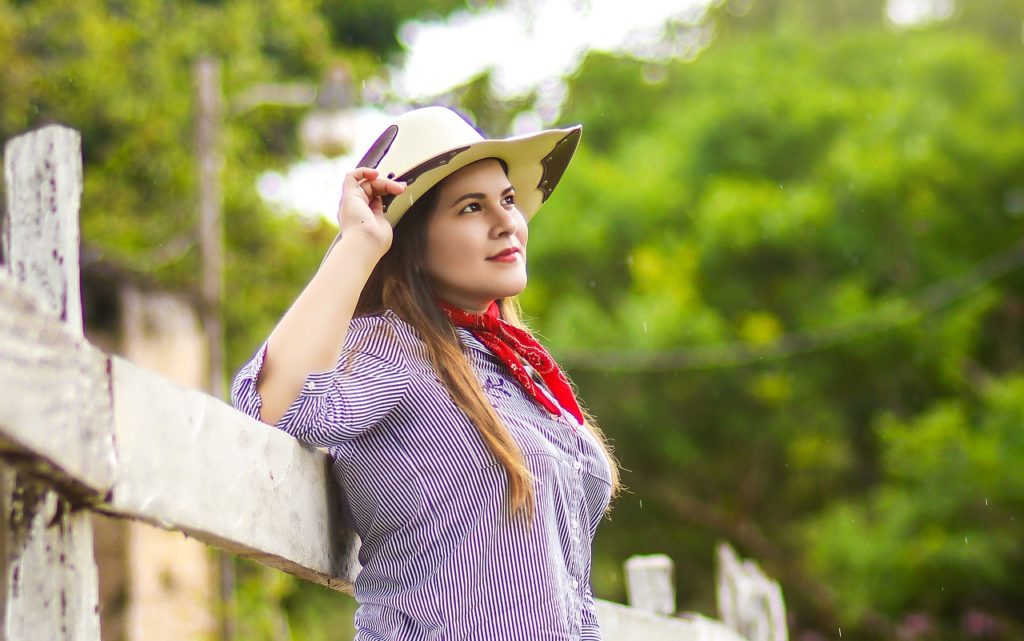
[459,203,481,214]
[502,194,516,206]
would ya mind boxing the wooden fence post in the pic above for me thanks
[1,125,101,640]
[716,542,788,641]
[625,553,676,616]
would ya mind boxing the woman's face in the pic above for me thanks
[424,159,529,313]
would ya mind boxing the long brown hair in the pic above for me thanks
[354,168,621,525]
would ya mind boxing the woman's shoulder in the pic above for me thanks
[349,308,416,333]
[346,309,424,357]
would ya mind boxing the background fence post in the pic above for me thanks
[716,542,788,641]
[1,125,101,641]
[624,553,676,616]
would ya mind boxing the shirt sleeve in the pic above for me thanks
[230,316,411,447]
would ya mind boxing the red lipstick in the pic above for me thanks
[487,247,522,262]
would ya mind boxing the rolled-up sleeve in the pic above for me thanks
[230,318,411,447]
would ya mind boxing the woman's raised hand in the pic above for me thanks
[337,168,406,259]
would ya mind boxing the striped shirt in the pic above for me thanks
[231,310,613,640]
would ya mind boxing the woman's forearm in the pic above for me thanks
[256,233,381,425]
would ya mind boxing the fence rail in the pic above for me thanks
[0,124,782,640]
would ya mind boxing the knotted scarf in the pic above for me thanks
[438,300,584,426]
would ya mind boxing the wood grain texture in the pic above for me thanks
[0,274,115,497]
[0,469,101,641]
[2,126,83,332]
[105,357,361,592]
[0,295,361,592]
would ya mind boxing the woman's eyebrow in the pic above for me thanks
[450,192,485,207]
[449,185,515,208]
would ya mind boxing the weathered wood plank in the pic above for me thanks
[596,600,749,641]
[104,357,361,592]
[0,274,361,591]
[0,284,361,590]
[0,274,115,497]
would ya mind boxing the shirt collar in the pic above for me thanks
[456,327,501,360]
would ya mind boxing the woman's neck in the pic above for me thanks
[437,298,496,316]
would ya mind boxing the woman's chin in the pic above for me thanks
[495,277,528,299]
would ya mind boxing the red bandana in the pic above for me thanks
[438,300,584,426]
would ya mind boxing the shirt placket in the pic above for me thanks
[472,334,589,636]
[524,359,587,635]
[551,409,585,637]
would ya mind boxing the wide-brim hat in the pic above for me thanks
[356,106,582,226]
[315,106,581,270]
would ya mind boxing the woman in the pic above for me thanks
[232,106,621,640]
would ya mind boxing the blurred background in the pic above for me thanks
[2,0,1023,639]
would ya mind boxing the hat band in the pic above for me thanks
[381,145,471,212]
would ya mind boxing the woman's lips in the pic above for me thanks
[487,248,522,262]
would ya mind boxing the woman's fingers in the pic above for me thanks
[384,178,407,194]
[358,175,406,200]
[344,168,377,202]
[345,168,405,196]
[339,168,405,229]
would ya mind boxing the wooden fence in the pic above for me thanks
[0,125,786,641]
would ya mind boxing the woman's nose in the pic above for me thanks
[491,203,519,237]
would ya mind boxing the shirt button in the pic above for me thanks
[573,461,582,470]
[571,578,579,589]
[571,519,579,530]
[305,381,315,391]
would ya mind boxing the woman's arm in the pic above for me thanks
[256,168,404,425]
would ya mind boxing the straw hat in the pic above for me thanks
[315,105,581,268]
[356,106,582,226]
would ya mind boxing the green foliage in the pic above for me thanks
[708,0,889,36]
[805,376,1024,634]
[234,558,359,641]
[318,0,482,60]
[530,17,1024,641]
[443,69,537,136]
[0,0,341,365]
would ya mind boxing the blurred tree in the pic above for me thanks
[532,15,1024,641]
[0,0,343,364]
[707,0,889,35]
[318,0,489,60]
[956,0,1024,44]
[438,69,537,136]
[0,0,478,375]
[805,375,1024,637]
